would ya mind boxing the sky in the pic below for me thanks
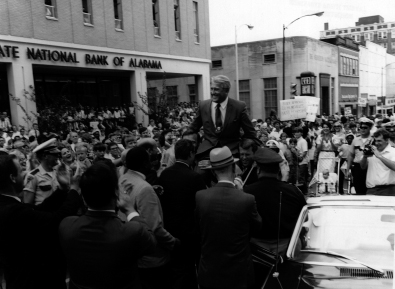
[208,0,395,47]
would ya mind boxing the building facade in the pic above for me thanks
[210,36,338,120]
[320,15,395,56]
[0,0,211,127]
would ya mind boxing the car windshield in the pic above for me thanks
[293,205,395,269]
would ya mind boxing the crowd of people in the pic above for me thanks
[1,74,395,289]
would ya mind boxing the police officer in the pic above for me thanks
[244,147,306,250]
[23,138,61,205]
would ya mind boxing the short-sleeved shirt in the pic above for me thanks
[24,165,59,205]
[350,135,373,164]
[296,137,309,165]
[366,144,395,188]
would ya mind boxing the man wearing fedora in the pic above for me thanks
[195,146,262,289]
[189,75,259,159]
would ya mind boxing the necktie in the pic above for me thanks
[215,103,222,132]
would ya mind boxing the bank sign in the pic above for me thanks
[0,44,162,69]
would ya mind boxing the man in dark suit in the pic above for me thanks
[243,147,306,288]
[0,154,82,289]
[59,163,157,289]
[189,75,260,158]
[195,146,262,289]
[158,139,206,289]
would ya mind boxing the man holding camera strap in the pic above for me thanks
[346,117,374,195]
[360,128,395,196]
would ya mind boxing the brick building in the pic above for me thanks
[0,0,211,127]
[320,15,395,56]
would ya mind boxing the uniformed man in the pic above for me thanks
[23,138,61,205]
[243,147,306,253]
[346,117,374,195]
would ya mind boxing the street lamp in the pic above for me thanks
[235,24,254,100]
[282,11,324,100]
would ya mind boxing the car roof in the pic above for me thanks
[306,195,395,207]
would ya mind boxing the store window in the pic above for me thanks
[82,0,93,25]
[152,0,160,36]
[239,80,251,114]
[263,78,277,117]
[174,0,181,40]
[193,1,199,43]
[188,85,196,103]
[166,86,178,107]
[45,0,57,19]
[113,0,123,30]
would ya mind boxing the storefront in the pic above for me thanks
[339,83,359,116]
[0,40,210,127]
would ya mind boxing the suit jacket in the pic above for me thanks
[189,98,260,155]
[158,161,206,238]
[118,170,176,268]
[0,189,82,289]
[244,177,307,240]
[59,211,156,289]
[195,183,262,289]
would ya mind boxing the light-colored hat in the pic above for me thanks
[251,119,257,123]
[33,138,60,154]
[266,140,280,149]
[359,117,374,125]
[201,146,239,170]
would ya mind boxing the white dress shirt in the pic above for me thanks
[211,97,228,126]
[366,144,395,188]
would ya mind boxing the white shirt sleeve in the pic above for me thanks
[127,212,140,222]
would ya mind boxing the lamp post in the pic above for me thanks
[235,24,254,100]
[282,12,324,100]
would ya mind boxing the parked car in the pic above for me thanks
[252,195,394,289]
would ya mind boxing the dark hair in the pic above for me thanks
[159,130,172,147]
[175,139,195,160]
[139,127,148,135]
[125,147,149,171]
[93,143,106,152]
[257,163,279,174]
[292,127,303,134]
[182,129,201,144]
[0,155,18,190]
[239,138,258,153]
[289,138,298,145]
[341,116,348,124]
[373,128,390,140]
[349,122,356,129]
[321,122,332,130]
[80,163,118,208]
[273,120,280,126]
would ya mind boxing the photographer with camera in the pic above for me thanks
[360,128,395,196]
[346,117,374,195]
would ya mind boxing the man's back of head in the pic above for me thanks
[80,163,118,209]
[125,146,150,173]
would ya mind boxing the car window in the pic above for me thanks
[293,206,395,268]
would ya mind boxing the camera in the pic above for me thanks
[363,140,375,156]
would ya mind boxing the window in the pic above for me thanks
[326,32,331,36]
[113,0,123,30]
[45,0,57,19]
[82,0,93,25]
[378,31,382,39]
[147,87,157,112]
[380,31,387,39]
[392,30,395,38]
[370,26,374,30]
[351,29,355,32]
[239,80,251,114]
[188,84,196,103]
[392,24,395,27]
[356,35,360,42]
[364,27,369,31]
[193,1,199,43]
[152,0,160,36]
[263,54,276,64]
[383,43,387,49]
[212,60,222,68]
[340,56,358,76]
[356,28,361,32]
[174,0,181,40]
[365,33,371,41]
[263,78,277,117]
[392,42,395,49]
[166,86,178,107]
